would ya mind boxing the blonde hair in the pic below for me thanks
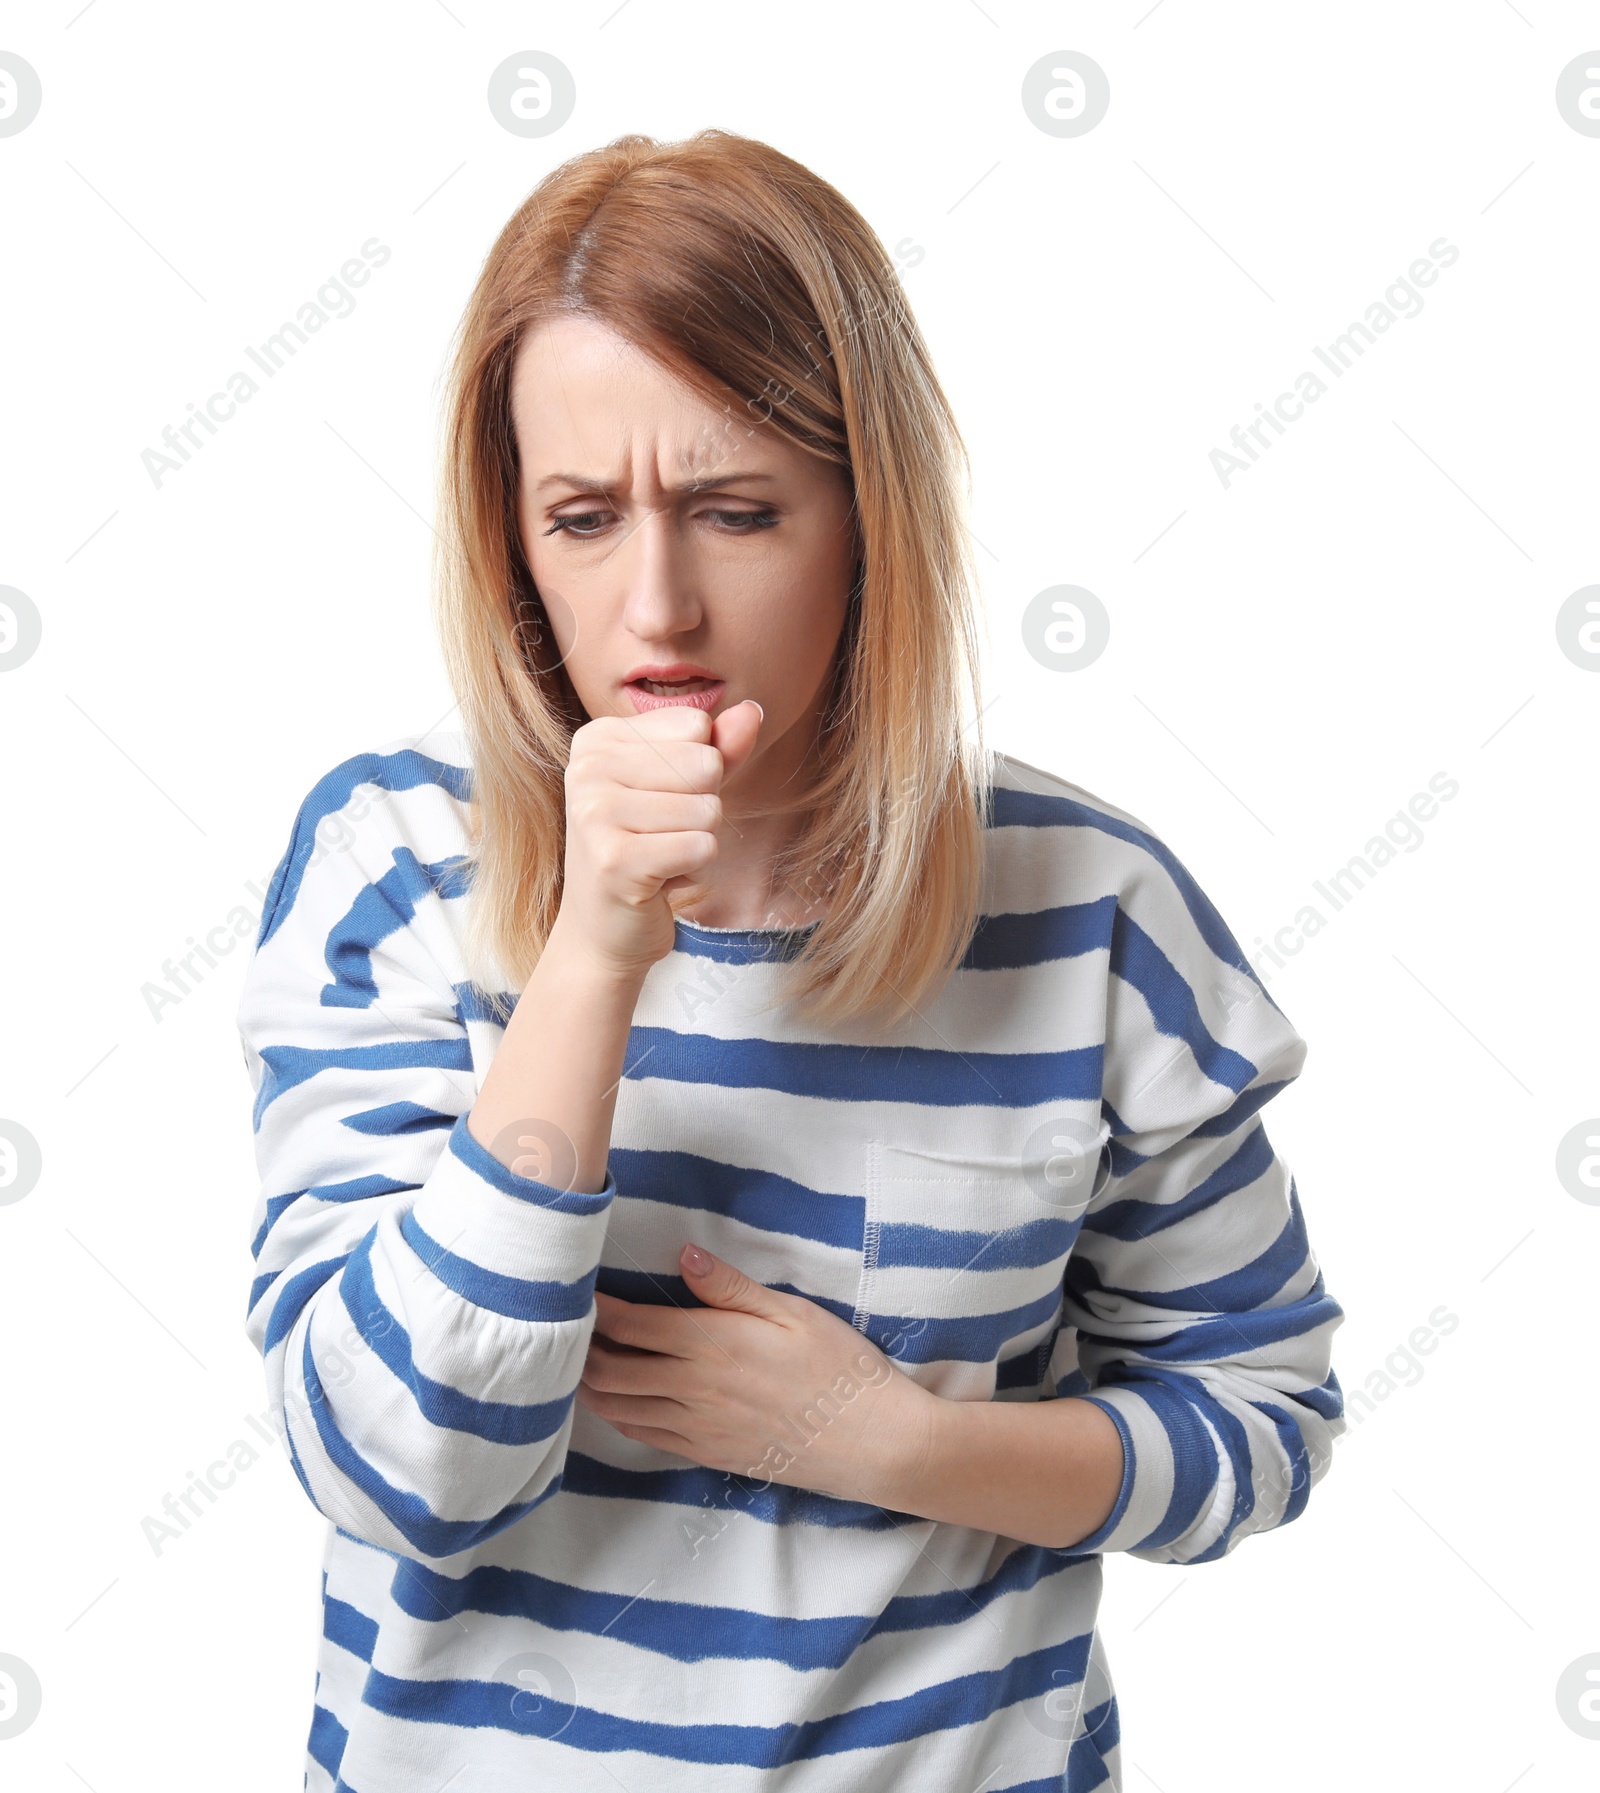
[431,128,991,1031]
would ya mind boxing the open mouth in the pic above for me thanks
[624,675,726,714]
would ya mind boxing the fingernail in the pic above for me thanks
[748,701,764,722]
[682,1243,713,1276]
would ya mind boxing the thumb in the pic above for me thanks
[711,698,764,785]
[680,1241,784,1317]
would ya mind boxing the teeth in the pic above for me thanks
[639,677,711,694]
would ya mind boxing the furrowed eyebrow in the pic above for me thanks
[534,470,780,496]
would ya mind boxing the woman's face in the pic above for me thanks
[510,315,858,784]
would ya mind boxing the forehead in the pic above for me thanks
[510,315,748,457]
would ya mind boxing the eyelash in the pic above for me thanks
[543,507,780,539]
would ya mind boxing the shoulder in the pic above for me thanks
[254,729,478,957]
[984,748,1285,1022]
[986,747,1218,918]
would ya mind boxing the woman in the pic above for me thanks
[238,129,1346,1792]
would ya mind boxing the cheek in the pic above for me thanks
[521,552,594,694]
[533,581,581,670]
[765,549,852,658]
[734,580,846,705]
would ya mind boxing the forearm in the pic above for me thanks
[468,920,646,1193]
[882,1392,1127,1551]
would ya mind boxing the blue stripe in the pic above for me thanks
[400,1210,599,1323]
[256,748,474,951]
[1102,1076,1294,1173]
[988,782,1288,1018]
[609,1147,864,1252]
[455,980,517,1024]
[1108,904,1257,1093]
[611,1145,1075,1270]
[444,1110,616,1213]
[1256,1399,1315,1526]
[590,1265,1063,1366]
[558,1451,926,1532]
[670,920,821,964]
[251,1039,472,1129]
[251,1174,415,1263]
[323,1594,379,1662]
[250,1190,301,1260]
[1192,1076,1292,1138]
[306,1702,349,1778]
[998,1697,1119,1793]
[1186,1391,1259,1562]
[1071,1193,1310,1320]
[863,1283,1065,1366]
[320,848,474,1009]
[357,1628,1095,1764]
[1092,1373,1221,1551]
[1070,1694,1121,1791]
[1068,1396,1137,1552]
[1088,1124,1278,1240]
[876,1211,1082,1272]
[962,896,1116,971]
[388,1543,1092,1672]
[340,1099,458,1137]
[340,1228,575,1444]
[623,1024,1103,1109]
[262,1256,344,1351]
[299,1327,558,1558]
[1072,1287,1343,1369]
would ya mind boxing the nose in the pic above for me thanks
[617,497,704,643]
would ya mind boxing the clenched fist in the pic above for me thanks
[552,698,764,979]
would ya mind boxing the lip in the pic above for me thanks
[622,663,727,715]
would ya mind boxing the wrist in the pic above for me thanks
[860,1378,943,1514]
[539,916,656,998]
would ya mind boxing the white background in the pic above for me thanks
[1,3,1595,1788]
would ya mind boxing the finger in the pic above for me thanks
[581,738,725,797]
[581,1335,684,1395]
[581,786,723,836]
[615,1424,700,1457]
[575,1384,691,1432]
[710,700,764,783]
[679,1243,792,1321]
[582,706,715,751]
[618,829,719,892]
[592,1293,698,1357]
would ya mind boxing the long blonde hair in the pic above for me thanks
[431,128,991,1032]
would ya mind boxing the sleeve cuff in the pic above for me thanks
[1066,1389,1179,1555]
[441,1110,615,1211]
[405,1112,616,1302]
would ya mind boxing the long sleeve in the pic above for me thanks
[237,753,616,1564]
[1055,845,1346,1564]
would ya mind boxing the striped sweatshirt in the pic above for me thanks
[237,732,1346,1793]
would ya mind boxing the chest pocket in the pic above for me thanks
[852,1114,1112,1396]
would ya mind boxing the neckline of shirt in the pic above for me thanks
[674,917,823,940]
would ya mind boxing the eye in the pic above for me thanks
[544,511,608,538]
[543,506,780,538]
